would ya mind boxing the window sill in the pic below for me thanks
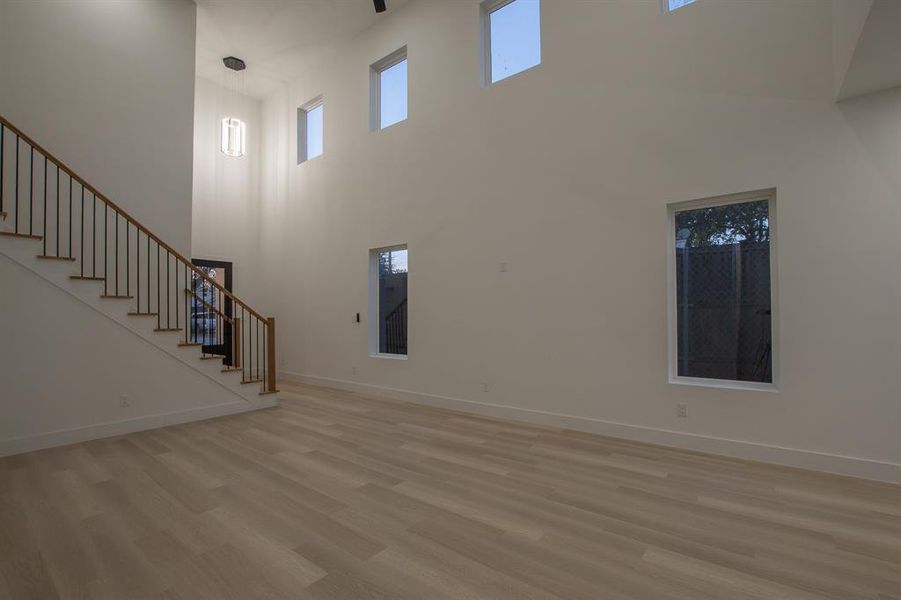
[486,62,542,87]
[373,118,407,133]
[668,376,779,393]
[370,353,408,361]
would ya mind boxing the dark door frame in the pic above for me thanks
[191,258,234,365]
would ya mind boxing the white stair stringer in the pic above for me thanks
[0,235,277,456]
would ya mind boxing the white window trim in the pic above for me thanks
[297,95,323,165]
[661,0,698,13]
[666,188,779,392]
[369,46,408,132]
[480,0,541,87]
[368,243,409,359]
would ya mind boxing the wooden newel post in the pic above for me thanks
[266,317,277,393]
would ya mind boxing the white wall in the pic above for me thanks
[0,0,197,253]
[0,249,273,456]
[0,0,267,454]
[258,0,901,480]
[192,76,264,306]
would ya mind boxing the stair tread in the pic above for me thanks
[177,342,201,347]
[128,312,158,316]
[71,275,105,281]
[240,378,264,384]
[37,255,76,261]
[154,328,182,332]
[100,295,134,299]
[221,367,242,373]
[0,231,42,240]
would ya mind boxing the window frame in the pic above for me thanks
[368,244,409,359]
[666,188,779,392]
[369,46,408,132]
[297,96,324,165]
[480,0,542,87]
[662,0,698,13]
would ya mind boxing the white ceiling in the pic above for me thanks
[195,0,410,100]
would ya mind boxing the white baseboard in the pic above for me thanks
[0,397,278,457]
[281,371,900,483]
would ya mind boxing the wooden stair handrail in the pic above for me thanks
[0,115,267,322]
[184,288,234,323]
[1,114,278,394]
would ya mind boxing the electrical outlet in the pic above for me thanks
[119,395,130,408]
[676,403,688,418]
[481,383,490,393]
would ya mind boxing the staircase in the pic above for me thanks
[0,115,277,397]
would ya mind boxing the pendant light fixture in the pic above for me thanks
[220,56,247,158]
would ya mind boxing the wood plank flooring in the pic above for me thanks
[1,382,900,599]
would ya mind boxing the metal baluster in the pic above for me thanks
[43,153,47,254]
[92,194,96,277]
[189,268,193,343]
[156,244,161,330]
[68,176,72,257]
[0,124,4,214]
[146,235,150,313]
[103,203,108,295]
[80,186,84,277]
[166,251,170,329]
[28,146,33,235]
[263,318,268,390]
[175,257,179,332]
[136,229,140,308]
[190,270,194,344]
[126,221,130,297]
[56,165,59,255]
[202,273,206,356]
[184,263,189,344]
[115,212,119,294]
[14,136,19,233]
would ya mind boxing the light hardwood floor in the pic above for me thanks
[1,382,900,599]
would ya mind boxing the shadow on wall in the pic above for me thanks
[837,87,901,201]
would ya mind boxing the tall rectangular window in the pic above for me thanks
[669,190,776,388]
[370,47,408,131]
[482,0,541,85]
[369,245,408,357]
[297,97,323,164]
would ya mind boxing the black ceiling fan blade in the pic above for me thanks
[374,0,386,13]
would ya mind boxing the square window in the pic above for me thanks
[297,98,323,164]
[369,245,408,357]
[663,0,698,12]
[669,191,776,388]
[482,0,541,85]
[370,47,408,131]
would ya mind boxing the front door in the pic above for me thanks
[190,259,233,365]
